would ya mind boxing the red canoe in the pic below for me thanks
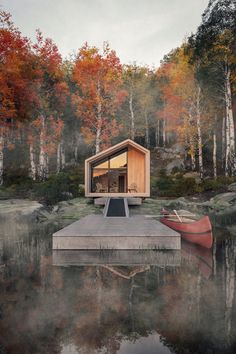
[160,211,213,249]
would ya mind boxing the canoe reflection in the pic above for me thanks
[181,241,213,279]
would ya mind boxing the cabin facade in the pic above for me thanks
[85,139,150,197]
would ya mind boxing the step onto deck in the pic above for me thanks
[94,197,142,206]
[52,214,181,250]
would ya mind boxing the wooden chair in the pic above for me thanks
[128,182,138,193]
[96,182,107,193]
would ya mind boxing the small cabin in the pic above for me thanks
[85,139,150,198]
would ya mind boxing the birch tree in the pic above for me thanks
[0,11,36,184]
[29,31,67,180]
[73,43,124,153]
[194,0,236,175]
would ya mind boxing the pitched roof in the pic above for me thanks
[85,139,149,163]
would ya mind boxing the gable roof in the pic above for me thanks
[85,139,149,164]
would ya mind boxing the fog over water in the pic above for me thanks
[0,214,236,353]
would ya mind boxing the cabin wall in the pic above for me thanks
[128,148,145,193]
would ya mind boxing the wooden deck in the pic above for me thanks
[52,215,181,250]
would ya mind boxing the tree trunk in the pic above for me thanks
[225,65,235,176]
[196,86,204,179]
[61,143,65,170]
[225,240,236,342]
[0,134,4,186]
[38,115,48,180]
[95,81,102,154]
[57,143,61,173]
[155,119,160,147]
[29,143,37,180]
[213,131,217,179]
[144,111,149,148]
[189,137,196,171]
[163,119,166,147]
[129,89,135,140]
[74,146,78,162]
[222,115,226,169]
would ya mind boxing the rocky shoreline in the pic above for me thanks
[1,186,236,240]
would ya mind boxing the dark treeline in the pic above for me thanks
[0,0,235,187]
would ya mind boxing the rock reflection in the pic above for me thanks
[0,228,236,353]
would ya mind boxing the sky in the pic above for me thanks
[2,0,209,67]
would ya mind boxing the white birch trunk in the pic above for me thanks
[225,66,235,176]
[222,115,226,169]
[155,119,160,147]
[57,143,61,173]
[95,81,102,154]
[225,111,230,176]
[225,240,236,341]
[38,115,48,180]
[191,152,196,171]
[144,111,149,148]
[213,131,217,179]
[0,134,4,186]
[163,119,166,147]
[29,143,37,180]
[129,89,135,140]
[196,86,204,179]
[61,144,65,170]
[189,135,196,171]
[74,146,78,162]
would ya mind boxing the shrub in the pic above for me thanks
[155,170,198,197]
[34,172,79,205]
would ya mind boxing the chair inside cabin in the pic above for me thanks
[96,182,107,193]
[128,182,138,193]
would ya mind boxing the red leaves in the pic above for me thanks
[73,43,123,148]
[29,115,64,154]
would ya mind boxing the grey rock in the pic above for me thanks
[210,192,236,204]
[166,159,185,174]
[228,183,236,192]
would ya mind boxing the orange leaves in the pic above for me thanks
[29,115,64,155]
[156,45,199,137]
[73,42,123,148]
[0,12,30,123]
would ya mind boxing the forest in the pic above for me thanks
[0,0,235,202]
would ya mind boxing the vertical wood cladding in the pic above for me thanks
[128,147,145,193]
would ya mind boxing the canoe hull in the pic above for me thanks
[160,216,213,249]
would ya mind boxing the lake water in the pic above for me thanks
[0,222,236,354]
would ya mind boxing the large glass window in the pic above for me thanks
[91,149,127,193]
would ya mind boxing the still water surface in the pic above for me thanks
[0,222,236,354]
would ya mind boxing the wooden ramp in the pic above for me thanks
[52,249,181,267]
[52,215,181,250]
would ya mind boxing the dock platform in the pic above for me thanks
[52,249,181,267]
[52,215,181,250]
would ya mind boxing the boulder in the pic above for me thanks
[166,159,185,175]
[228,183,236,192]
[210,192,236,205]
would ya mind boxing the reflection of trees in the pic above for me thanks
[225,239,236,345]
[0,232,236,353]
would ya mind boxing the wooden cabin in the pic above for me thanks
[85,139,150,198]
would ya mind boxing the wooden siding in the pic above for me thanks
[128,148,145,193]
[85,139,150,197]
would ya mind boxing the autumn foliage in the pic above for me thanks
[0,0,235,186]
